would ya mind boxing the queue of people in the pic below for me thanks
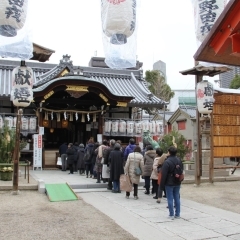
[59,138,183,219]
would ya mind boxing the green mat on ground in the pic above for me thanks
[45,183,78,202]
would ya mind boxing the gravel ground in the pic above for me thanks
[181,180,240,214]
[0,191,137,240]
[0,180,240,240]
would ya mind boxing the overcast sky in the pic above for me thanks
[28,0,214,90]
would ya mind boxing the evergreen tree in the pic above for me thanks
[229,74,240,89]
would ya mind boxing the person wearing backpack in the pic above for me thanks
[84,138,95,178]
[160,146,183,220]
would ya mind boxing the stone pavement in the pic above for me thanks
[1,169,240,239]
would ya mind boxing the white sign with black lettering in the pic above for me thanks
[33,134,42,170]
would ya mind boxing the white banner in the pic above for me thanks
[33,134,42,169]
[192,0,228,45]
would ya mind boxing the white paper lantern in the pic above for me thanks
[191,0,227,44]
[156,121,163,134]
[21,116,28,130]
[4,116,13,128]
[11,62,33,107]
[101,0,136,44]
[142,121,149,132]
[29,117,37,131]
[127,121,134,134]
[149,121,156,134]
[112,120,119,133]
[0,0,28,37]
[135,121,142,134]
[104,120,112,133]
[196,80,214,114]
[0,115,4,128]
[119,120,126,133]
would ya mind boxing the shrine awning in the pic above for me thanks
[194,0,240,66]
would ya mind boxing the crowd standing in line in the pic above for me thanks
[59,138,183,219]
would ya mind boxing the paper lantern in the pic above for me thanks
[29,117,37,131]
[0,0,28,37]
[42,120,49,128]
[104,120,112,133]
[127,121,134,134]
[119,120,126,133]
[11,61,33,107]
[4,116,13,128]
[0,115,4,128]
[191,0,227,44]
[21,116,28,131]
[62,119,68,128]
[112,120,119,134]
[196,80,214,114]
[101,0,136,44]
[156,121,163,135]
[135,121,142,134]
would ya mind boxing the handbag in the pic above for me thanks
[57,157,62,166]
[134,153,142,176]
[120,174,132,192]
[102,164,110,178]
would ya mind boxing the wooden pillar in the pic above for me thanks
[195,74,202,185]
[209,112,214,183]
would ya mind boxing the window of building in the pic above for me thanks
[177,120,186,130]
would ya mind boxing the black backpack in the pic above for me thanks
[169,158,184,182]
[83,147,93,162]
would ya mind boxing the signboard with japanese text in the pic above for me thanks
[196,80,214,114]
[33,134,42,170]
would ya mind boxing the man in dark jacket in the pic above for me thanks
[109,143,124,193]
[73,142,80,173]
[59,142,68,171]
[124,138,136,162]
[66,143,76,174]
[160,146,183,220]
[104,139,115,190]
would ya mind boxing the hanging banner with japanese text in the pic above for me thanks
[192,0,229,45]
[196,80,214,114]
[33,134,42,169]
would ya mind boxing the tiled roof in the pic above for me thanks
[179,105,196,118]
[0,56,165,107]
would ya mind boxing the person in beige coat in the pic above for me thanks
[124,146,144,200]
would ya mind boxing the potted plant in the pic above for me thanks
[0,122,27,181]
[0,167,13,181]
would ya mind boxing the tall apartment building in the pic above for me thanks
[219,66,240,88]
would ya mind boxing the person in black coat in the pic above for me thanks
[109,143,124,193]
[77,144,85,175]
[73,142,80,173]
[66,143,76,174]
[59,142,68,171]
[84,138,95,178]
[104,139,116,190]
